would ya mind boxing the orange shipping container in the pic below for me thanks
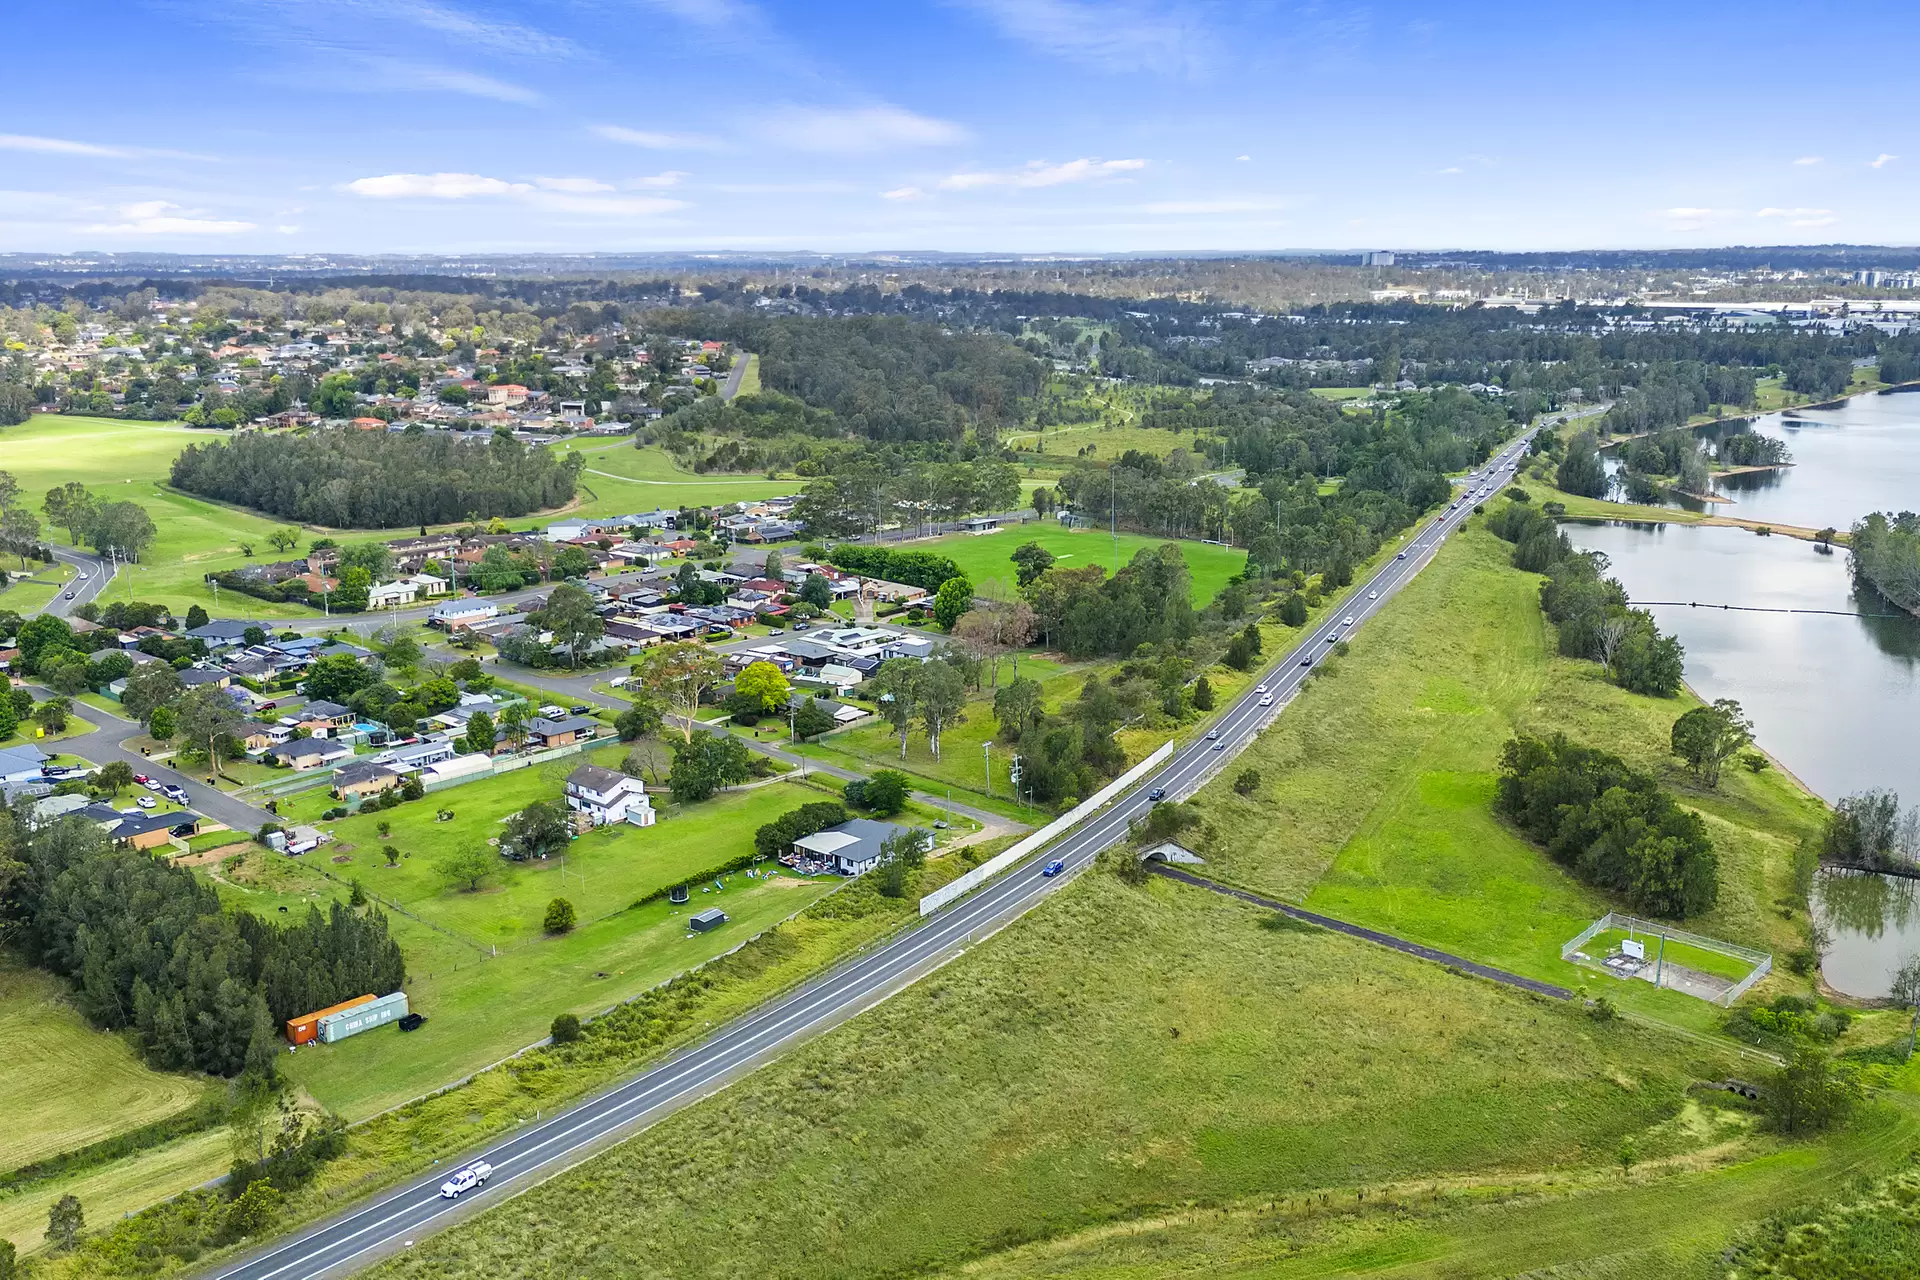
[285,994,376,1045]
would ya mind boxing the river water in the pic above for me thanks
[1565,390,1920,998]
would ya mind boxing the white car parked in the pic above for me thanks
[439,1161,493,1199]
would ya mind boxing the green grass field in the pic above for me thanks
[914,522,1243,604]
[1180,519,1816,1034]
[554,439,798,510]
[0,959,209,1175]
[0,1128,233,1259]
[207,770,853,1117]
[1310,386,1375,401]
[359,872,1813,1280]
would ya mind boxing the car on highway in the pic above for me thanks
[1300,655,1313,666]
[161,784,189,803]
[1204,728,1219,740]
[1367,591,1378,600]
[1212,738,1226,750]
[1253,684,1267,694]
[1041,859,1066,878]
[1396,552,1407,560]
[1342,616,1355,626]
[1147,786,1166,801]
[75,571,88,580]
[136,796,157,810]
[62,591,74,600]
[439,1161,492,1199]
[1258,695,1273,707]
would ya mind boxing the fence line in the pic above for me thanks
[1562,911,1772,1007]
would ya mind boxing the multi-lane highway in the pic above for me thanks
[40,545,113,617]
[214,436,1533,1280]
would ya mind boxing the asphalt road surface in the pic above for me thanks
[214,436,1534,1280]
[38,545,113,617]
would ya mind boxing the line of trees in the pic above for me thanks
[823,544,964,591]
[1495,733,1719,918]
[1848,510,1920,615]
[168,425,583,527]
[1488,497,1685,696]
[3,814,405,1076]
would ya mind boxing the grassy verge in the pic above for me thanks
[911,523,1244,603]
[356,873,1813,1280]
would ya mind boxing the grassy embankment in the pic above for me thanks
[355,871,1918,1280]
[1180,518,1821,1037]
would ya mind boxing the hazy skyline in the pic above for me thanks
[5,0,1917,255]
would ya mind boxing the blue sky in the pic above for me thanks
[4,0,1917,255]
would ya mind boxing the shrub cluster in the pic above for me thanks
[1495,734,1718,918]
[824,544,963,591]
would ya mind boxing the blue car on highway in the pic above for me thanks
[1041,859,1066,877]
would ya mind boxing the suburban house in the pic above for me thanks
[430,599,500,630]
[366,574,450,608]
[787,692,866,726]
[296,701,355,735]
[332,760,401,799]
[0,743,50,785]
[235,721,292,753]
[178,667,232,691]
[791,819,930,876]
[84,806,196,851]
[373,739,460,772]
[562,764,656,827]
[525,715,600,749]
[265,738,354,771]
[184,619,256,651]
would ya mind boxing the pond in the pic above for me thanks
[1813,869,1920,999]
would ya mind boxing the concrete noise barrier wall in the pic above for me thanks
[919,739,1174,917]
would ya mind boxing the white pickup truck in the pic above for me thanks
[439,1161,493,1199]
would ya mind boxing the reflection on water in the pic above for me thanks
[1814,869,1920,998]
[1595,390,1920,528]
[1561,522,1920,804]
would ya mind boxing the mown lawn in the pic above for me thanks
[915,522,1244,604]
[1182,518,1819,1034]
[362,874,1770,1280]
[0,959,210,1174]
[554,439,798,510]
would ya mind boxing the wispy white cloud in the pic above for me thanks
[343,171,684,216]
[1871,153,1898,169]
[940,157,1146,190]
[592,124,719,151]
[881,186,927,201]
[1757,206,1836,228]
[949,0,1215,77]
[757,105,968,154]
[357,57,541,103]
[633,0,760,27]
[1437,166,1464,175]
[86,201,256,235]
[534,176,614,194]
[348,172,531,199]
[0,133,128,158]
[1140,198,1285,215]
[375,0,580,57]
[627,172,688,189]
[1794,155,1823,165]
